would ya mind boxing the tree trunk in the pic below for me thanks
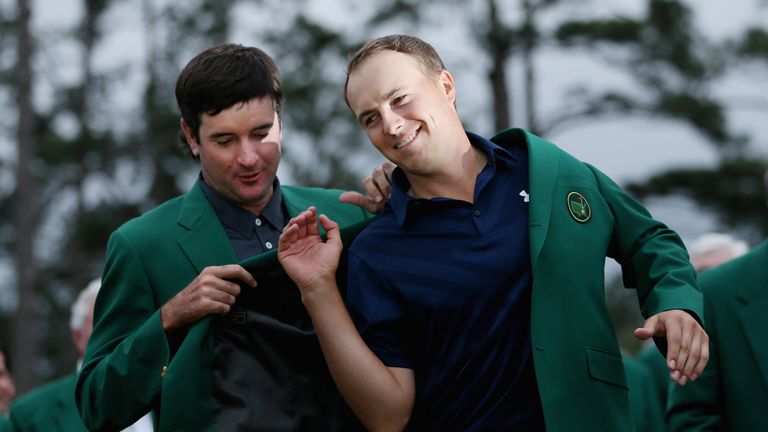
[522,0,539,134]
[487,0,512,132]
[68,0,100,291]
[12,0,39,394]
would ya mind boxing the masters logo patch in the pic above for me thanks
[567,191,591,223]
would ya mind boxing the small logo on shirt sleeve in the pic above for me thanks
[519,190,530,203]
[567,191,591,223]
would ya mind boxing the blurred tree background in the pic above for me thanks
[0,0,765,393]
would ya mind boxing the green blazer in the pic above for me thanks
[636,343,670,416]
[667,241,768,431]
[76,182,371,431]
[623,356,665,432]
[9,373,87,432]
[490,129,702,431]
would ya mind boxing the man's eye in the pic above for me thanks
[364,114,379,126]
[393,95,406,105]
[215,139,231,145]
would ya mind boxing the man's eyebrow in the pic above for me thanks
[250,121,274,132]
[208,131,235,140]
[357,109,374,125]
[356,88,403,124]
[207,121,274,139]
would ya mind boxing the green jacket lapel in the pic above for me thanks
[160,182,231,431]
[177,181,237,272]
[281,186,315,217]
[736,246,768,390]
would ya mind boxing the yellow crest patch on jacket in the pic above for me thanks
[567,191,592,223]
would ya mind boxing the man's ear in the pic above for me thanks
[71,330,86,359]
[439,69,456,104]
[180,118,200,157]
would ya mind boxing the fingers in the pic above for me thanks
[382,161,396,180]
[283,207,317,236]
[319,214,341,244]
[198,267,245,296]
[691,333,710,381]
[633,327,652,341]
[306,208,321,237]
[675,323,695,382]
[340,161,396,214]
[279,222,299,252]
[646,310,710,386]
[676,318,709,383]
[204,264,256,288]
[340,188,385,214]
[679,330,701,381]
[204,285,237,311]
[196,267,254,316]
[666,325,685,384]
[162,265,254,330]
[338,191,370,208]
[633,316,658,341]
[297,207,317,239]
[369,164,393,200]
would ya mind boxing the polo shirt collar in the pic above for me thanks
[199,174,285,236]
[389,131,517,227]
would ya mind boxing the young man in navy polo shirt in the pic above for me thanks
[278,35,709,431]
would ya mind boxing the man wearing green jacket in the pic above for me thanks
[667,240,768,431]
[11,279,153,431]
[10,374,85,432]
[278,34,709,431]
[76,43,380,431]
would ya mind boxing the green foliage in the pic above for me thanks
[366,0,423,25]
[553,0,730,146]
[556,19,642,45]
[626,158,768,239]
[653,93,728,143]
[137,0,235,205]
[264,13,376,189]
[738,27,768,60]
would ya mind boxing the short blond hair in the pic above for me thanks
[70,278,101,332]
[344,34,446,107]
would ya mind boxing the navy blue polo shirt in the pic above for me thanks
[200,175,288,260]
[347,132,544,431]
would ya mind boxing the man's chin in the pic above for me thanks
[236,188,272,206]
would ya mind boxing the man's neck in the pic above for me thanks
[406,144,487,203]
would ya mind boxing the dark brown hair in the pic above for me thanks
[175,43,284,156]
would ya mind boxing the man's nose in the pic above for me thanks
[382,111,403,136]
[237,141,260,166]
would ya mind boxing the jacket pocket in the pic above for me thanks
[585,347,628,389]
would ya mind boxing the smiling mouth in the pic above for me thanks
[239,172,261,182]
[395,127,421,150]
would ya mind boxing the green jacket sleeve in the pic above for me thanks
[75,230,170,431]
[589,165,703,323]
